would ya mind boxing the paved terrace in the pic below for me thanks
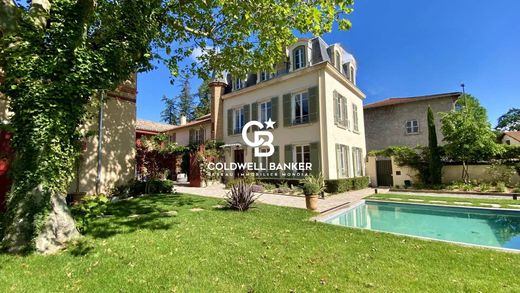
[175,184,376,213]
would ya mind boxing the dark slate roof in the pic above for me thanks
[310,37,331,64]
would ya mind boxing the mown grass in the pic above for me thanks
[369,193,520,209]
[1,193,520,292]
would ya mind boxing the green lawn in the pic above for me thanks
[369,193,520,209]
[2,194,520,292]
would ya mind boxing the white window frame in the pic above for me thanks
[233,108,245,134]
[292,92,309,125]
[352,147,363,177]
[349,66,355,83]
[337,145,349,178]
[335,50,341,71]
[259,101,272,124]
[233,78,244,91]
[294,145,311,164]
[293,46,305,70]
[352,104,359,132]
[406,119,419,134]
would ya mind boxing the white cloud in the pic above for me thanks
[190,46,214,62]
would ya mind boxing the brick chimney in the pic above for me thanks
[209,78,227,140]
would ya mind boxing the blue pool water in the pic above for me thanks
[324,201,520,250]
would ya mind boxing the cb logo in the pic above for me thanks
[242,119,275,158]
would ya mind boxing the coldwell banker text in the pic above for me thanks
[207,162,313,178]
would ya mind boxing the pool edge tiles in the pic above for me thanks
[320,200,520,252]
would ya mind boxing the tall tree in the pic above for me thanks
[1,0,355,253]
[440,95,503,183]
[427,106,442,185]
[160,95,178,125]
[177,74,194,121]
[496,108,520,131]
[194,79,210,119]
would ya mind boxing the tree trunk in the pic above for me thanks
[462,161,470,184]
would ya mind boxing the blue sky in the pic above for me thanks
[137,0,519,126]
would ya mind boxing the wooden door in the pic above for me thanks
[234,149,244,178]
[376,159,393,187]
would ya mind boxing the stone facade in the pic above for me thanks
[364,93,460,151]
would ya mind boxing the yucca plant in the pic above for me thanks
[225,180,258,211]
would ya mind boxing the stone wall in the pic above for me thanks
[364,97,455,151]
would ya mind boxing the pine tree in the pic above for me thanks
[427,106,442,185]
[160,95,179,125]
[178,74,194,121]
[194,79,211,118]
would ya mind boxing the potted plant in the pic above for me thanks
[302,173,325,211]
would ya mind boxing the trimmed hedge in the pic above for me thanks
[325,176,369,194]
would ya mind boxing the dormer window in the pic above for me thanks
[335,51,341,71]
[349,65,355,84]
[293,46,306,70]
[233,77,244,91]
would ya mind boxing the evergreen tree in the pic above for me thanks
[177,74,194,121]
[194,79,211,118]
[160,95,179,125]
[427,106,442,185]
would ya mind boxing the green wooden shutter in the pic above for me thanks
[308,86,319,123]
[283,93,292,127]
[271,97,279,128]
[333,91,338,125]
[284,144,292,164]
[343,97,349,129]
[227,109,233,135]
[335,144,341,178]
[271,146,280,177]
[346,146,350,177]
[243,104,250,130]
[310,142,320,176]
[284,144,292,179]
[252,102,258,122]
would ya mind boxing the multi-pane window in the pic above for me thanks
[336,144,350,178]
[189,128,205,144]
[293,46,305,70]
[352,104,359,132]
[233,108,245,134]
[352,147,363,177]
[349,66,355,83]
[335,51,341,71]
[294,145,311,164]
[259,101,272,124]
[334,91,349,128]
[406,120,419,134]
[233,78,244,91]
[292,92,309,125]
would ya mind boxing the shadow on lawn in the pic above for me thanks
[86,194,205,239]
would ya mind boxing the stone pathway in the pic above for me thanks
[174,184,375,213]
[386,190,513,200]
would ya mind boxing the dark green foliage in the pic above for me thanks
[194,78,210,119]
[498,145,520,161]
[146,179,175,194]
[302,174,325,196]
[325,177,369,194]
[371,146,432,185]
[440,94,503,182]
[427,107,442,185]
[177,73,195,121]
[110,180,146,199]
[496,108,520,131]
[160,95,179,125]
[71,195,109,234]
[225,180,257,211]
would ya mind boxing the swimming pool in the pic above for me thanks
[322,200,520,250]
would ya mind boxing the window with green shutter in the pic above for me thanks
[308,86,319,123]
[283,94,292,127]
[309,142,320,176]
[271,97,278,128]
[227,109,233,136]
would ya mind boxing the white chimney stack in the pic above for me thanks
[180,115,187,126]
